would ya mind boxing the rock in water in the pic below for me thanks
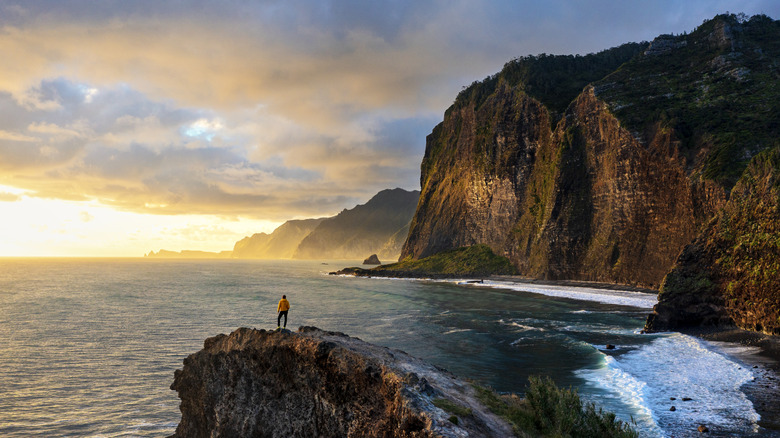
[169,327,513,437]
[363,254,381,265]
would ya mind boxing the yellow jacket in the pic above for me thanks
[277,298,290,312]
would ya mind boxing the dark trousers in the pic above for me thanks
[277,311,288,328]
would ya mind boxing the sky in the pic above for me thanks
[1,0,778,256]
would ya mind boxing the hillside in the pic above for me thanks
[232,218,324,259]
[646,147,780,335]
[293,188,420,260]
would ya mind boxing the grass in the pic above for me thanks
[374,244,518,277]
[432,397,473,425]
[473,376,638,438]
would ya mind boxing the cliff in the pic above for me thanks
[294,188,420,260]
[169,327,513,437]
[232,218,325,259]
[402,14,779,290]
[645,147,780,335]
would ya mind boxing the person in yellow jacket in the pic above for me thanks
[277,295,290,329]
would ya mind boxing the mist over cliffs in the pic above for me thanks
[234,188,419,260]
[294,188,420,260]
[400,14,779,332]
[232,218,325,259]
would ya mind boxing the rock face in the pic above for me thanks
[646,148,780,335]
[294,188,420,260]
[363,254,381,265]
[402,14,780,291]
[169,327,513,438]
[232,218,325,259]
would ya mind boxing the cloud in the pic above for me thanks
[0,0,778,222]
[0,191,21,202]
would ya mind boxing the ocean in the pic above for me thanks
[0,258,775,437]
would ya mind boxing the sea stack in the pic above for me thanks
[363,254,381,265]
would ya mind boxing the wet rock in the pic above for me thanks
[698,424,709,433]
[605,344,616,350]
[682,397,693,401]
[670,406,677,411]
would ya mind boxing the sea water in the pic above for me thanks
[0,258,772,437]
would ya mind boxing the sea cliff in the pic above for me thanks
[400,13,780,332]
[169,327,514,437]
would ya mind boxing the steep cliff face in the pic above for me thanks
[402,14,779,289]
[402,82,551,262]
[646,148,780,335]
[294,188,420,260]
[508,87,723,286]
[170,327,513,438]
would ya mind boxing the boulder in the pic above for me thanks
[363,254,381,265]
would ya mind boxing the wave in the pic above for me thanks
[577,332,759,437]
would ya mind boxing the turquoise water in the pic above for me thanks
[0,258,768,437]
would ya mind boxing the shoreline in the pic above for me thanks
[683,327,780,435]
[344,269,780,435]
[336,267,779,434]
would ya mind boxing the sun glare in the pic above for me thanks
[0,194,279,257]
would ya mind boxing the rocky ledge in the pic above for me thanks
[169,326,513,437]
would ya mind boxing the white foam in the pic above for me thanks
[577,332,759,437]
[469,280,658,309]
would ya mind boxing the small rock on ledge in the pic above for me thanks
[363,254,381,265]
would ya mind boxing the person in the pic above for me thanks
[277,295,290,329]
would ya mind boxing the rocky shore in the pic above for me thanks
[169,326,514,437]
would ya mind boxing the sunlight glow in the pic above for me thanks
[0,195,279,257]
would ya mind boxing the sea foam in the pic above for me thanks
[577,332,759,437]
[467,280,658,309]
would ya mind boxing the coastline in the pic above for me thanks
[338,268,780,435]
[683,327,780,435]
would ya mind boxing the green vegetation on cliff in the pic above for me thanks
[451,43,647,119]
[646,146,780,334]
[474,377,637,438]
[596,13,780,189]
[335,244,517,278]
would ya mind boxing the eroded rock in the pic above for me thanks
[170,327,513,437]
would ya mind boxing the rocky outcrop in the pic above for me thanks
[402,14,779,290]
[363,254,381,265]
[645,148,780,335]
[294,188,420,260]
[169,327,513,438]
[232,218,324,259]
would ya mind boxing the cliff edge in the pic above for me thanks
[169,327,513,437]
